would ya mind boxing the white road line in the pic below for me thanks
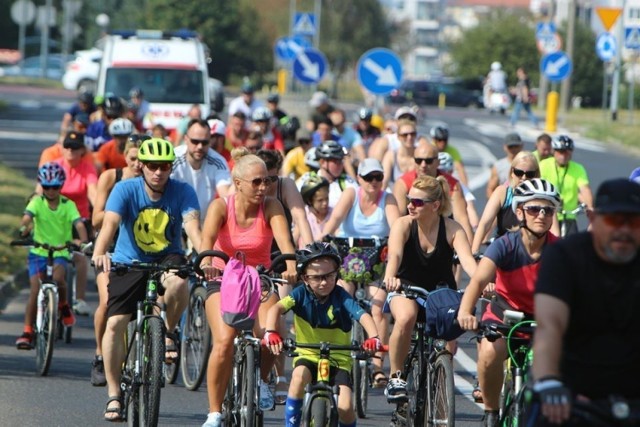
[0,130,57,142]
[455,138,497,192]
[455,349,484,408]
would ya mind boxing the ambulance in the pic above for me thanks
[96,29,211,131]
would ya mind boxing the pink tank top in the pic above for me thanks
[213,195,273,270]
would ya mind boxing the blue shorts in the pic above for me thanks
[28,253,68,278]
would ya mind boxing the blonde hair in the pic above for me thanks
[396,119,416,131]
[124,139,142,155]
[509,151,540,187]
[231,147,266,179]
[412,175,452,216]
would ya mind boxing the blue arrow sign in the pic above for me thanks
[536,22,557,40]
[356,48,403,95]
[293,13,317,36]
[540,51,572,82]
[274,36,311,61]
[596,32,616,61]
[625,27,640,50]
[293,48,327,84]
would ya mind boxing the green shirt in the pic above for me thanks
[444,145,462,162]
[539,158,589,220]
[25,195,81,259]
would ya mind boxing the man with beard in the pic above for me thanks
[529,178,640,426]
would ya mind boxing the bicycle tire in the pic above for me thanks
[406,356,424,427]
[222,371,236,427]
[125,321,140,427]
[307,394,331,427]
[426,353,455,427]
[351,321,368,418]
[164,326,180,385]
[181,285,211,391]
[36,287,57,376]
[240,344,256,427]
[63,265,76,344]
[139,317,164,427]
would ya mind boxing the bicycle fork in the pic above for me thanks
[36,283,58,331]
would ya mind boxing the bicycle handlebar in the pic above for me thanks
[323,235,389,248]
[476,321,536,343]
[108,260,194,279]
[193,250,229,277]
[262,338,389,353]
[257,252,297,276]
[11,239,81,253]
[559,203,588,216]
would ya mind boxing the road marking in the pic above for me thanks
[455,349,484,409]
[455,138,497,192]
[0,130,57,142]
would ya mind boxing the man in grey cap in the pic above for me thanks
[486,132,524,198]
[307,91,334,132]
[530,178,640,427]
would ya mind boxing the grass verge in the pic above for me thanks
[0,76,64,89]
[560,108,640,150]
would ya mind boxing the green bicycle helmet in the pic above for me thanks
[138,138,176,162]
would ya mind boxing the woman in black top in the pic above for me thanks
[383,175,477,402]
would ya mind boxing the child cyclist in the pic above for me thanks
[15,162,89,349]
[264,242,382,427]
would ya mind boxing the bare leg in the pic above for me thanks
[94,271,109,356]
[205,293,236,412]
[102,314,130,419]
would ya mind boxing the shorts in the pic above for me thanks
[28,252,68,277]
[206,279,222,298]
[106,253,186,318]
[294,358,352,388]
[384,291,427,323]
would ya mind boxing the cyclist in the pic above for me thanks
[283,131,314,180]
[207,118,231,163]
[228,81,262,123]
[16,163,88,349]
[438,151,480,230]
[94,117,134,174]
[251,107,285,154]
[264,241,382,427]
[330,108,365,167]
[533,133,553,162]
[90,135,146,386]
[486,132,524,198]
[39,130,94,169]
[92,138,202,421]
[539,135,593,236]
[308,91,335,131]
[175,104,202,146]
[225,111,248,151]
[86,95,124,152]
[199,147,297,427]
[384,175,477,402]
[368,106,422,162]
[530,178,640,426]
[60,91,96,135]
[458,178,561,427]
[128,86,150,125]
[382,119,418,189]
[354,107,381,156]
[431,125,469,186]
[296,174,332,244]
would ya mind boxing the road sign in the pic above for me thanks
[10,0,36,25]
[536,22,556,40]
[274,36,311,61]
[292,47,327,84]
[536,33,562,54]
[625,27,640,50]
[540,51,572,82]
[596,7,622,32]
[293,12,317,36]
[596,32,616,61]
[356,48,403,95]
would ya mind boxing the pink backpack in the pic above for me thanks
[220,251,261,330]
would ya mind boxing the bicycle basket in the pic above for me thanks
[340,246,385,283]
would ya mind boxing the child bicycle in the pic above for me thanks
[11,239,83,376]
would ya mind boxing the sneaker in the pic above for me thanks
[16,332,34,350]
[60,304,76,327]
[202,412,222,427]
[259,379,275,411]
[73,299,91,316]
[385,371,408,403]
[483,410,499,427]
[91,356,107,386]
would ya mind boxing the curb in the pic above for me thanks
[0,269,29,311]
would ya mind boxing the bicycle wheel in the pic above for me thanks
[125,322,140,427]
[36,287,57,376]
[164,326,180,385]
[240,344,257,427]
[181,286,211,390]
[406,357,425,427]
[138,317,164,427]
[222,372,236,427]
[63,265,75,344]
[307,394,331,427]
[351,321,368,418]
[426,353,455,427]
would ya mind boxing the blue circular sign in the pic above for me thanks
[357,48,403,95]
[540,51,572,82]
[274,36,311,62]
[596,33,616,62]
[293,48,327,84]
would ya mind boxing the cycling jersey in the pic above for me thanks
[279,284,365,370]
[443,145,462,162]
[54,158,98,219]
[94,139,127,171]
[85,119,111,152]
[25,195,81,259]
[282,146,311,180]
[539,158,589,220]
[339,189,389,238]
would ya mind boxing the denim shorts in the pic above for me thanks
[28,252,68,278]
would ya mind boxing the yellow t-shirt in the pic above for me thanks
[283,147,310,180]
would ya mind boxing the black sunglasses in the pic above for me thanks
[522,205,556,217]
[42,185,62,190]
[414,157,437,165]
[361,173,383,182]
[399,131,417,138]
[406,195,434,208]
[144,162,172,172]
[188,137,210,146]
[512,168,538,179]
[242,177,274,186]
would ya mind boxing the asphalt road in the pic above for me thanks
[0,84,638,426]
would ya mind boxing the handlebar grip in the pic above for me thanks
[194,250,230,277]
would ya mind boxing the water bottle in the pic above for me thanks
[36,289,44,330]
[147,279,158,301]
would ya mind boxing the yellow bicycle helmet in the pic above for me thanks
[138,138,175,162]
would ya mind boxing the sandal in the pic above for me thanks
[165,332,179,364]
[104,395,123,422]
[472,380,484,403]
[370,370,389,388]
[274,376,288,405]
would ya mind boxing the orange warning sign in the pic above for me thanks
[596,7,622,32]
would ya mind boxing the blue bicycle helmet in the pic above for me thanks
[38,162,66,187]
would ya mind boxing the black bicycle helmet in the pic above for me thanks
[267,93,279,104]
[551,134,574,151]
[296,241,342,275]
[300,174,330,206]
[430,126,449,141]
[104,95,125,117]
[315,140,345,160]
[358,107,373,121]
[512,178,561,213]
[78,91,94,104]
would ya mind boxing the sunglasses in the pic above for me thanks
[42,185,62,190]
[512,168,538,179]
[522,205,556,217]
[246,145,263,152]
[361,173,384,183]
[188,137,210,146]
[399,131,417,138]
[144,162,172,172]
[599,213,640,228]
[406,195,434,207]
[414,157,438,165]
[242,177,274,186]
[304,270,339,285]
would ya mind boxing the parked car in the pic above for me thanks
[387,78,484,108]
[62,48,102,93]
[0,54,68,80]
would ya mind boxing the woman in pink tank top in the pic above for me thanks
[200,147,297,421]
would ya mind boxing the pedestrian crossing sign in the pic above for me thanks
[293,13,316,36]
[625,27,640,50]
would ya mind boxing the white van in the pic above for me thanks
[96,29,211,131]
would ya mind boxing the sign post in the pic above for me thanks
[596,6,623,120]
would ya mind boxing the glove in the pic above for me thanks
[263,330,283,348]
[363,336,382,352]
[533,377,572,406]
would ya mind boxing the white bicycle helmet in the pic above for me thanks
[438,152,454,174]
[512,178,561,213]
[491,61,502,71]
[251,107,272,122]
[551,134,574,151]
[305,147,320,169]
[208,119,226,136]
[109,118,134,136]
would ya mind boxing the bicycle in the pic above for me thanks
[391,284,455,427]
[478,310,535,427]
[526,393,640,426]
[10,239,81,376]
[110,259,193,427]
[324,234,389,419]
[559,203,587,237]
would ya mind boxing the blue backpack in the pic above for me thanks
[422,287,468,341]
